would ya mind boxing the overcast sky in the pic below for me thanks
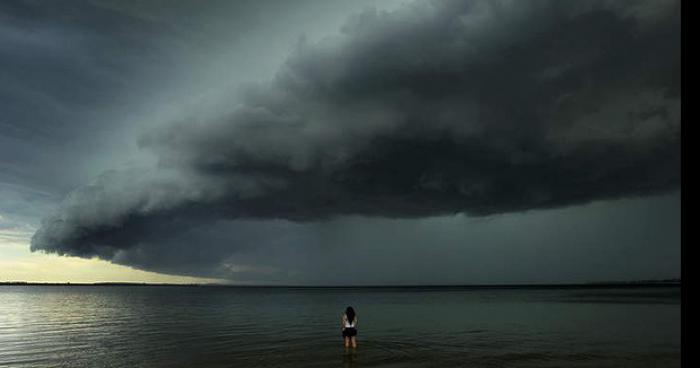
[0,0,680,285]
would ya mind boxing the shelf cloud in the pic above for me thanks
[29,0,680,280]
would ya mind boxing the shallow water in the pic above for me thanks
[0,285,680,367]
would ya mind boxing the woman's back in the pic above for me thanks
[342,306,358,348]
[343,313,357,328]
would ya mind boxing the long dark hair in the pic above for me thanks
[345,306,356,323]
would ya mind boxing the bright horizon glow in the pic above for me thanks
[0,232,223,284]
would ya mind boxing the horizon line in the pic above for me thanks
[0,279,681,288]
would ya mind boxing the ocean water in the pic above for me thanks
[0,285,680,368]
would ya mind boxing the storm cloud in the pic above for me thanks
[28,0,680,280]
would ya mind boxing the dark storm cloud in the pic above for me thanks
[141,0,680,218]
[1,0,186,244]
[0,0,177,196]
[30,0,680,278]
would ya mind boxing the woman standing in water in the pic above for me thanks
[341,306,358,349]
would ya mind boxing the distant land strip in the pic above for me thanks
[0,279,681,289]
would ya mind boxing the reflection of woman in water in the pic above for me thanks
[342,306,358,348]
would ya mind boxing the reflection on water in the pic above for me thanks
[342,348,357,368]
[0,286,680,367]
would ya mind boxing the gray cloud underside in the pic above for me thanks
[30,0,680,279]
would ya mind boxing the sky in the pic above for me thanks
[0,0,680,285]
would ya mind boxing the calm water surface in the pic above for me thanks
[0,285,680,367]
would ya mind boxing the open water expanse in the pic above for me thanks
[0,285,680,367]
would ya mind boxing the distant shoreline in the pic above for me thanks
[0,279,681,289]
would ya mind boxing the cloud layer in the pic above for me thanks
[30,0,680,279]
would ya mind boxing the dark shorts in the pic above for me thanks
[342,328,357,338]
